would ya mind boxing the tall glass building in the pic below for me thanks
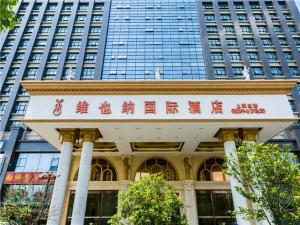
[0,1,300,225]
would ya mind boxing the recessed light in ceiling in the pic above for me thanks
[114,128,119,130]
[156,128,162,130]
[177,128,183,130]
[136,128,141,130]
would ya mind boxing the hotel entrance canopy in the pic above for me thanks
[21,80,297,154]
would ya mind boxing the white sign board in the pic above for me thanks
[25,95,294,120]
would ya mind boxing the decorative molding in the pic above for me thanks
[79,129,101,143]
[58,129,78,143]
[215,128,239,142]
[242,128,260,142]
[21,80,297,96]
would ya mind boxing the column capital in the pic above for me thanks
[59,129,78,143]
[215,128,239,142]
[80,129,101,143]
[242,128,260,142]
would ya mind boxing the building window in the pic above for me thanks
[5,39,14,47]
[206,26,218,34]
[197,158,228,181]
[224,26,235,34]
[261,38,272,47]
[218,2,229,9]
[29,15,38,21]
[278,1,288,9]
[288,25,296,33]
[66,53,79,62]
[10,27,19,34]
[92,15,102,21]
[13,102,28,114]
[234,2,244,9]
[1,84,13,95]
[244,39,255,46]
[279,38,288,46]
[90,27,101,34]
[24,68,38,78]
[94,3,104,10]
[266,52,277,61]
[290,67,299,77]
[87,40,99,47]
[69,40,82,47]
[211,52,223,61]
[48,53,60,62]
[76,15,86,21]
[220,14,231,21]
[205,14,215,21]
[284,52,293,61]
[52,40,64,47]
[35,40,47,48]
[213,67,226,78]
[253,14,264,21]
[197,191,235,225]
[30,53,43,62]
[59,15,69,21]
[19,39,29,48]
[50,157,59,171]
[56,27,67,34]
[229,52,241,61]
[15,53,24,61]
[202,2,213,9]
[81,68,95,78]
[271,67,283,77]
[63,3,73,11]
[208,39,221,47]
[84,53,97,62]
[5,121,22,131]
[295,38,300,46]
[257,26,268,33]
[248,52,259,61]
[251,67,264,77]
[274,25,282,33]
[8,68,19,78]
[240,26,251,33]
[33,3,42,10]
[237,14,247,21]
[47,3,57,11]
[232,67,244,77]
[78,3,89,10]
[39,27,50,34]
[249,1,260,9]
[44,68,57,79]
[43,15,53,21]
[0,102,7,114]
[135,158,178,181]
[24,26,33,34]
[18,87,28,96]
[73,27,84,34]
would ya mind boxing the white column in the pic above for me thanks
[184,181,198,225]
[71,130,99,225]
[243,129,273,225]
[224,140,252,225]
[47,130,76,225]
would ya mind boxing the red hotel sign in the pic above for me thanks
[3,172,55,185]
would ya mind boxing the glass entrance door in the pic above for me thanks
[67,191,118,225]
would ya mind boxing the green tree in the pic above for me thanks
[109,173,188,225]
[225,142,300,225]
[0,185,52,224]
[0,0,19,31]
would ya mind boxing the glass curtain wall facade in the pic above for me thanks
[103,0,206,80]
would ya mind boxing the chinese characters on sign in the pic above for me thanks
[52,99,266,116]
[231,103,266,114]
[3,172,56,184]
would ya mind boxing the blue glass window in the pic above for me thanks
[103,0,207,80]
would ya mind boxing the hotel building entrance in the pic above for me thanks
[21,80,297,225]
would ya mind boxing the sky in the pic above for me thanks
[295,0,300,11]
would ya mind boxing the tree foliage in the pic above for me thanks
[0,0,19,31]
[109,173,188,225]
[225,142,300,225]
[0,185,52,225]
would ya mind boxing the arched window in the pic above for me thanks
[197,158,228,181]
[74,158,117,181]
[135,158,178,181]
